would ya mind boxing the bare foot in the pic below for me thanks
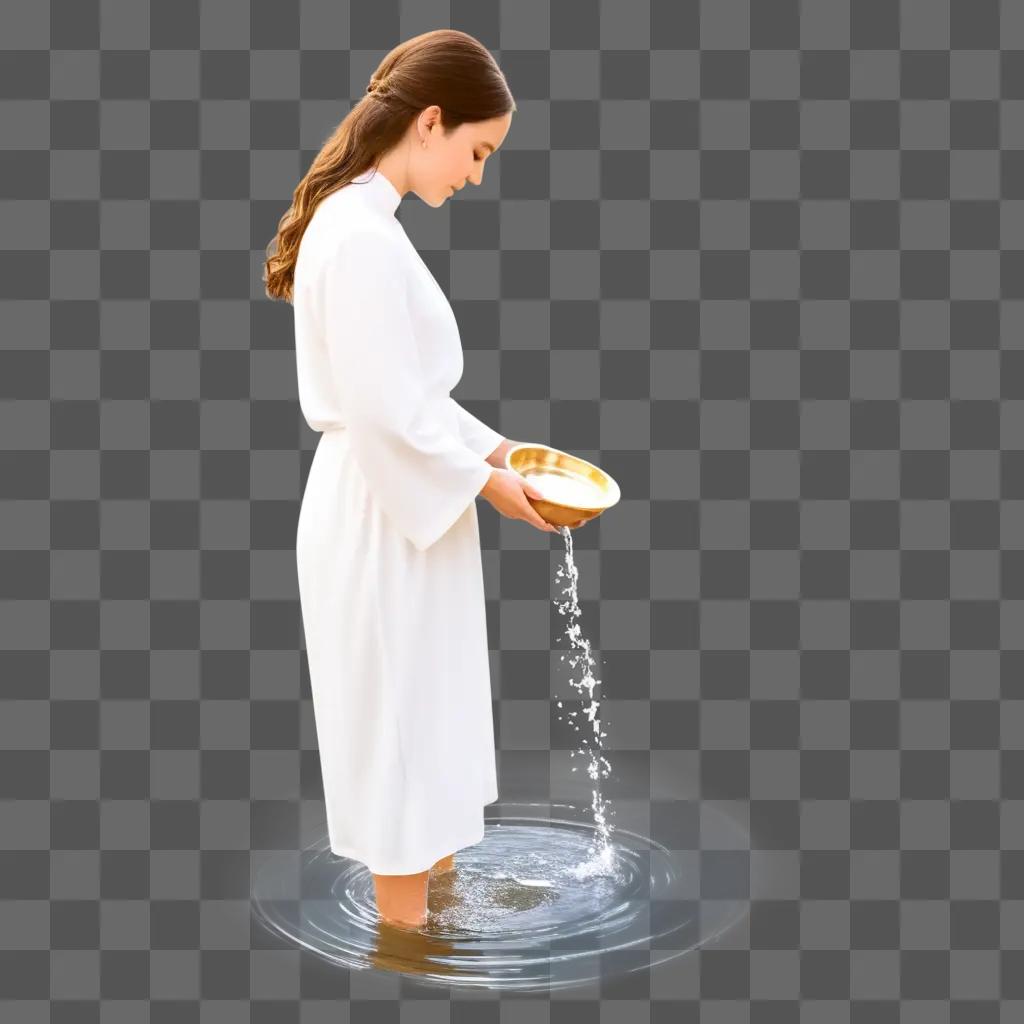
[379,911,426,931]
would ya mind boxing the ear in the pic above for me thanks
[422,104,443,132]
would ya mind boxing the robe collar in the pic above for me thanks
[350,166,402,217]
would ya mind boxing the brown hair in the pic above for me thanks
[263,29,516,303]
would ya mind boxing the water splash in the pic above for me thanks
[553,524,616,874]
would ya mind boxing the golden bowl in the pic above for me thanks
[504,444,620,529]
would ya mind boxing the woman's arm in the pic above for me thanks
[484,437,520,469]
[321,233,492,552]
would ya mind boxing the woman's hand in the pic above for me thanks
[481,469,558,532]
[482,440,589,531]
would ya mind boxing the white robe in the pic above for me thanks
[292,167,504,875]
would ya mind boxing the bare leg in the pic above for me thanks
[371,868,430,929]
[431,853,455,875]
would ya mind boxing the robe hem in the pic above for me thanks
[328,817,487,876]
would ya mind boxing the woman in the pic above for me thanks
[263,30,585,930]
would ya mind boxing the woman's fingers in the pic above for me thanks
[523,515,588,532]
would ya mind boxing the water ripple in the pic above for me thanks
[251,801,751,992]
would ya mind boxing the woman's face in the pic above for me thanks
[415,110,512,207]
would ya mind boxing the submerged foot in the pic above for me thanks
[378,911,426,932]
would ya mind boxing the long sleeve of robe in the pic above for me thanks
[321,230,493,552]
[448,396,505,461]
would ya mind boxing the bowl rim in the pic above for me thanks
[504,442,621,512]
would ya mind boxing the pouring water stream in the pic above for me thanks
[553,524,617,877]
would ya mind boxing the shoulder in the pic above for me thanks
[303,188,399,251]
[321,219,407,277]
[333,221,401,255]
[315,224,409,305]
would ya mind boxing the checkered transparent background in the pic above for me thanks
[3,0,1024,1018]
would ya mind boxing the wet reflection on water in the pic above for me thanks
[251,801,751,991]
